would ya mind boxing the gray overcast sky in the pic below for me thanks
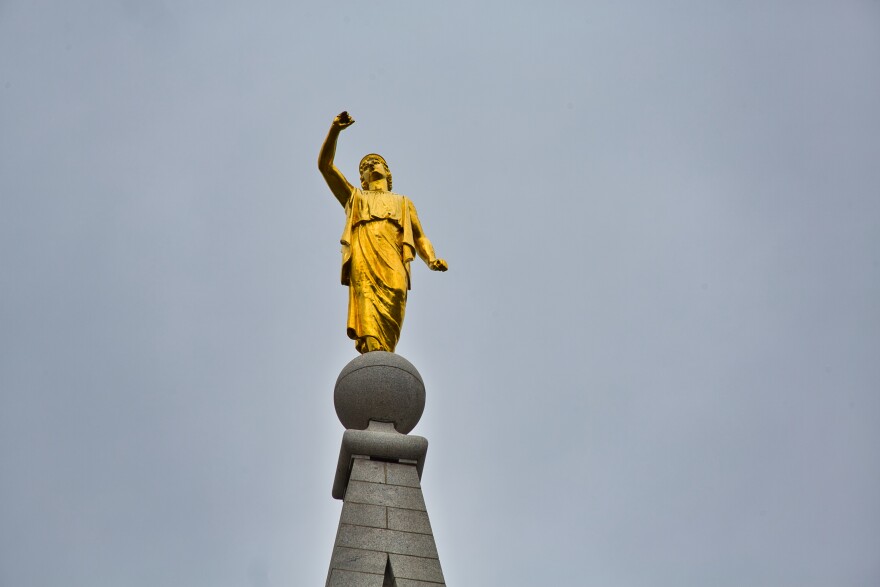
[1,1,879,585]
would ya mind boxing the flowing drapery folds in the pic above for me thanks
[340,189,418,353]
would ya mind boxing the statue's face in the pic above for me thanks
[361,159,389,184]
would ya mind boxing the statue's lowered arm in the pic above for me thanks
[409,203,448,272]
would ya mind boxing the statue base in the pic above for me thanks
[325,355,446,586]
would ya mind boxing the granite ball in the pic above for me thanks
[334,351,425,434]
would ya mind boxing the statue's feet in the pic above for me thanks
[356,336,389,354]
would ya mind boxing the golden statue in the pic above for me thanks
[318,111,448,354]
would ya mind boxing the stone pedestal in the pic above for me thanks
[326,353,446,587]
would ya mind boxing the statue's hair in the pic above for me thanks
[359,153,392,190]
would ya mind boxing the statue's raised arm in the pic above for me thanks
[318,111,447,355]
[318,111,356,207]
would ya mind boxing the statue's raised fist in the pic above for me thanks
[334,111,355,129]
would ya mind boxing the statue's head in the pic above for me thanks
[359,153,392,190]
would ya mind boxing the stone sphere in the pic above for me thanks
[334,351,425,434]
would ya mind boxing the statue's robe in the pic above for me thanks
[340,188,418,353]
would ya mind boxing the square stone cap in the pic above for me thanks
[332,421,429,499]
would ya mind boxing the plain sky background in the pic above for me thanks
[2,1,879,585]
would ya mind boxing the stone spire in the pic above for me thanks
[325,352,446,587]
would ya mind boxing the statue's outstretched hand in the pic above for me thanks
[429,259,448,272]
[333,111,355,130]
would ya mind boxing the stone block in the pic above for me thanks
[345,480,426,511]
[386,462,421,488]
[329,547,387,574]
[387,508,432,535]
[326,568,385,587]
[350,459,386,484]
[341,502,387,529]
[394,579,445,586]
[389,553,445,583]
[336,525,439,559]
